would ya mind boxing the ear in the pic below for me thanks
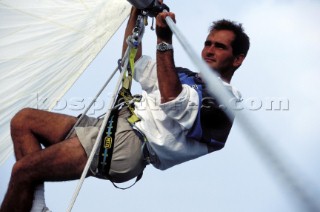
[233,54,245,68]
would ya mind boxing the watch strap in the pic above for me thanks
[156,42,173,52]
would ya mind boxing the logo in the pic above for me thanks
[104,136,112,149]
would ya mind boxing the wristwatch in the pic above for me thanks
[156,42,173,52]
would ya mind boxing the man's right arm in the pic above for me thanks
[122,7,142,61]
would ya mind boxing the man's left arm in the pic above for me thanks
[122,7,142,61]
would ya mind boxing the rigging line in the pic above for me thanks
[64,64,120,139]
[66,46,131,212]
[47,20,131,111]
[66,66,123,212]
[46,3,131,112]
[164,14,320,212]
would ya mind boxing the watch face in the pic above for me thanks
[157,42,172,51]
[159,43,166,51]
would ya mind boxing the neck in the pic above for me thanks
[220,70,234,83]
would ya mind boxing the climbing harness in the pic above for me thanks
[77,12,150,191]
[66,11,149,211]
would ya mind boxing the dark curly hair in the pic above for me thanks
[210,19,250,56]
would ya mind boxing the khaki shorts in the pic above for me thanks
[74,107,146,183]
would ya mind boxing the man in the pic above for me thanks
[0,4,249,212]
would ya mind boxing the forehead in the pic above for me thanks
[206,30,235,45]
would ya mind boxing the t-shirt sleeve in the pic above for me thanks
[133,55,158,93]
[159,84,199,131]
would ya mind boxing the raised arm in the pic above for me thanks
[122,7,142,60]
[156,12,182,103]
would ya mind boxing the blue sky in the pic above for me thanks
[1,0,320,211]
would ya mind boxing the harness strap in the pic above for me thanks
[119,37,141,124]
[97,108,119,177]
[96,13,146,189]
[111,172,143,190]
[121,47,137,90]
[119,88,140,124]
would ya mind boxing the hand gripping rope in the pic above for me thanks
[66,13,146,212]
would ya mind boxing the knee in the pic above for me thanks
[11,160,34,185]
[10,108,35,132]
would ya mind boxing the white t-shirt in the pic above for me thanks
[133,56,241,170]
[133,56,209,170]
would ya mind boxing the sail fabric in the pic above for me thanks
[0,0,131,164]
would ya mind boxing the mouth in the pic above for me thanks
[204,57,216,63]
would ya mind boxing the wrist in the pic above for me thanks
[157,41,173,52]
[157,38,172,44]
[130,7,142,18]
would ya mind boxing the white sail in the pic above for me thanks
[0,0,131,164]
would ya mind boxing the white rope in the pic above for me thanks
[65,70,122,212]
[66,12,146,210]
[64,65,120,139]
[66,47,131,212]
[165,15,320,212]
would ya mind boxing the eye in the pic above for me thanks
[215,42,227,49]
[201,97,220,109]
[204,41,212,47]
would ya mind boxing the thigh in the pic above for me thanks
[15,137,88,182]
[14,108,78,146]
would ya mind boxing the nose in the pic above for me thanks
[203,45,215,56]
[205,41,217,52]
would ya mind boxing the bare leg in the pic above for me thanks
[0,108,84,212]
[10,108,78,160]
[0,137,88,212]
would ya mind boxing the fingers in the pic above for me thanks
[155,11,175,42]
[156,11,175,27]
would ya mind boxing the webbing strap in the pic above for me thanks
[119,46,140,124]
[97,14,144,188]
[122,47,137,89]
[129,48,138,81]
[111,172,143,190]
[97,108,119,177]
[119,88,140,124]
